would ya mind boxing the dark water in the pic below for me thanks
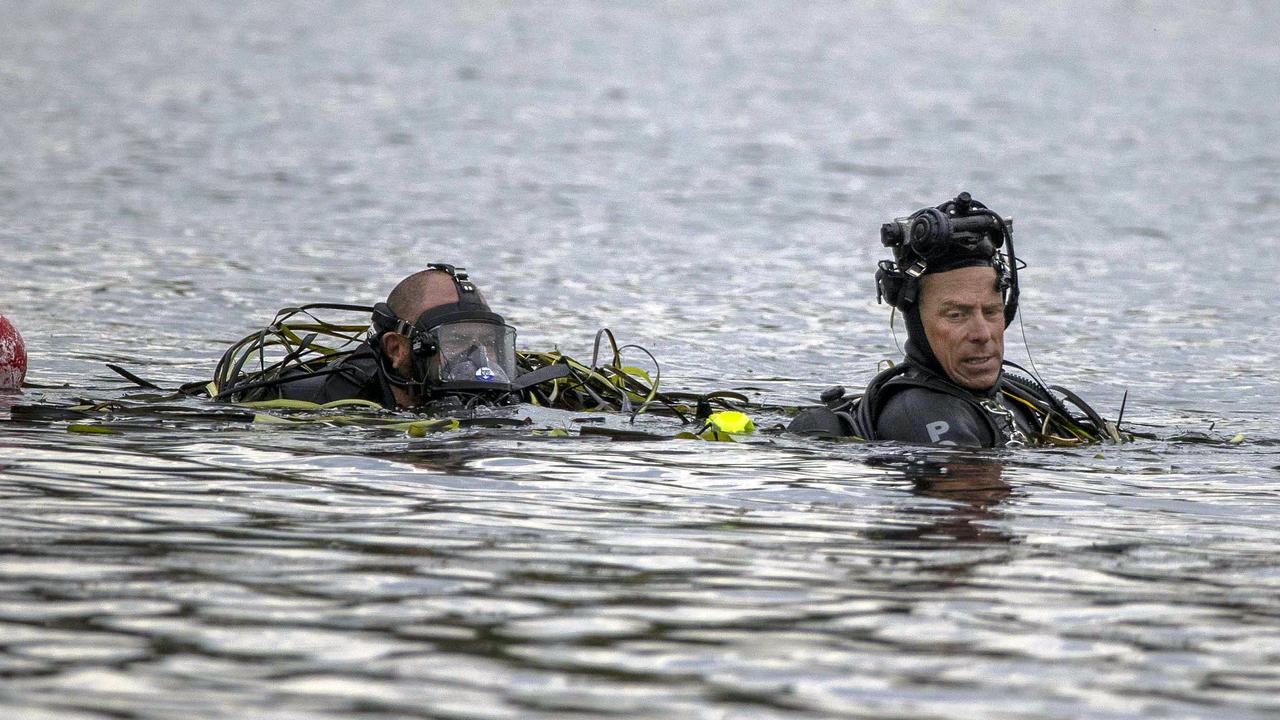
[4,1,1280,717]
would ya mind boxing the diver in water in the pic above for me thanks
[221,264,522,411]
[789,192,1114,447]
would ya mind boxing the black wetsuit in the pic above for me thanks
[788,360,1035,448]
[242,342,532,412]
[246,342,398,408]
[860,362,1033,446]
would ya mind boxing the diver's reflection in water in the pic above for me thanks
[864,453,1014,544]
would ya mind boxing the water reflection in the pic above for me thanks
[866,453,1014,544]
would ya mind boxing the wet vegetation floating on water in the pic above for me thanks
[6,304,1224,448]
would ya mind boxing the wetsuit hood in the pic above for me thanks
[903,304,945,378]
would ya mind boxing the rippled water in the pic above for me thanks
[4,1,1280,718]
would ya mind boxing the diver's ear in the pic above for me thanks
[381,332,411,372]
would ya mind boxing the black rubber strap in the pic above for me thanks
[511,363,573,391]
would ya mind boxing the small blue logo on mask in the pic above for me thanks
[475,366,496,381]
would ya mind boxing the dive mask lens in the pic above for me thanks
[430,321,517,384]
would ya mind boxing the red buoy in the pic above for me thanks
[0,313,26,390]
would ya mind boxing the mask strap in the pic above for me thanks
[425,263,486,312]
[372,302,413,337]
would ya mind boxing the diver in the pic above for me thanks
[789,192,1116,447]
[215,264,527,411]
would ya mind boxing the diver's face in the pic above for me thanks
[919,266,1004,391]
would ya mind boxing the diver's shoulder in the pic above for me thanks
[879,385,975,413]
[274,344,387,405]
[874,386,990,446]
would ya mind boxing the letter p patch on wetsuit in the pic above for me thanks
[874,385,1032,447]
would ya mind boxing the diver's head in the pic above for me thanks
[874,192,1018,391]
[371,264,517,408]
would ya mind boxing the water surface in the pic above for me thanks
[3,2,1280,718]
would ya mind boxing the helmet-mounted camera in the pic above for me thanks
[874,192,1021,326]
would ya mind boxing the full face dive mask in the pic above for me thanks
[371,264,518,402]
